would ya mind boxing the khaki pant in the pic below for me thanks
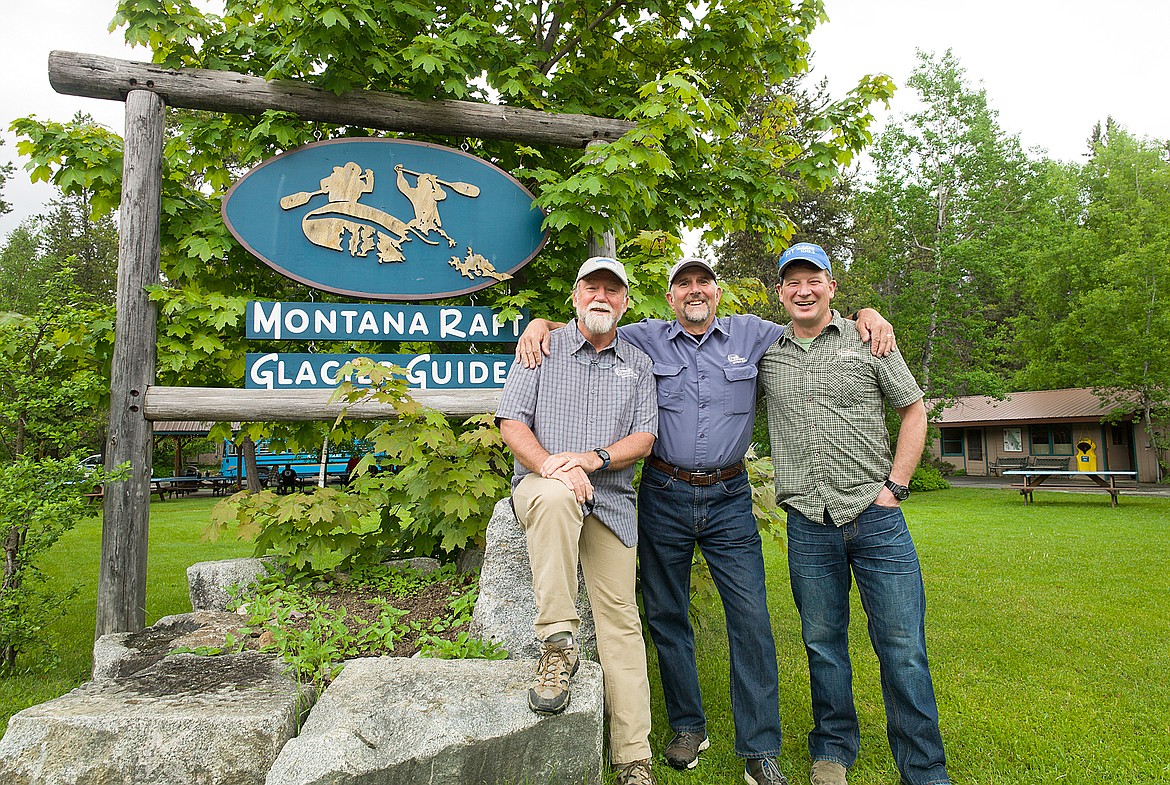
[512,474,652,764]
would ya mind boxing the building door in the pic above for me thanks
[1105,424,1134,471]
[965,428,985,473]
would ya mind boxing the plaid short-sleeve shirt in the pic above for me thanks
[759,311,923,525]
[495,322,658,546]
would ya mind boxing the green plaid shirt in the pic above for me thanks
[759,311,923,525]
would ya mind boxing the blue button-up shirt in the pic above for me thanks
[619,315,785,470]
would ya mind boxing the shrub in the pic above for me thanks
[0,457,103,673]
[910,465,951,492]
[209,359,511,574]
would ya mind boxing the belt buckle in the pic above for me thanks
[690,470,715,486]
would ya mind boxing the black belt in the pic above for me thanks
[648,456,744,486]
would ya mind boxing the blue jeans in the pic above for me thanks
[786,504,950,785]
[637,463,782,759]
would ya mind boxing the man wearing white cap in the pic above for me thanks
[497,256,660,785]
[516,253,895,785]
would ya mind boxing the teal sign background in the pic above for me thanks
[222,139,547,301]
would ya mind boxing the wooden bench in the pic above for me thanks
[987,456,1030,476]
[1003,470,1139,508]
[1031,456,1071,471]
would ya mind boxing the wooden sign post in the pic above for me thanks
[48,51,630,638]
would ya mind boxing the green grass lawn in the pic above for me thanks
[2,488,1168,784]
[651,488,1170,785]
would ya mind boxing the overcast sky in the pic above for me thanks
[3,0,1168,238]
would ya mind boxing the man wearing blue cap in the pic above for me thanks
[516,253,895,785]
[760,244,950,785]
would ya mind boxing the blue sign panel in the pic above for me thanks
[246,301,528,341]
[246,353,515,390]
[223,139,548,301]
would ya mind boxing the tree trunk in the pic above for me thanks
[242,436,262,493]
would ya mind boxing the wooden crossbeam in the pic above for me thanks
[49,51,634,148]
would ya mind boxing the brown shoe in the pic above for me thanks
[663,730,710,769]
[527,638,579,714]
[615,759,657,785]
[810,759,847,785]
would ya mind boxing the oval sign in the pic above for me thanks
[222,139,548,301]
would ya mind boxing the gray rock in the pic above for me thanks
[0,652,313,785]
[386,556,441,575]
[187,556,275,611]
[471,498,597,660]
[266,656,604,785]
[92,610,246,680]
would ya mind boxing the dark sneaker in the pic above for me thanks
[664,730,710,770]
[810,759,847,785]
[615,759,657,785]
[744,757,789,785]
[527,638,579,714]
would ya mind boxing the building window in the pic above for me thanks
[1111,425,1126,446]
[966,429,984,461]
[941,430,964,456]
[1030,424,1075,456]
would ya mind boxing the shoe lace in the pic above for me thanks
[750,758,784,784]
[616,759,655,785]
[534,645,572,689]
[669,731,703,751]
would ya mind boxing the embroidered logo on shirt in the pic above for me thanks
[615,368,637,379]
[727,354,748,364]
[837,349,863,360]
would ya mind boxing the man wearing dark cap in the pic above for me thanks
[497,256,660,785]
[516,254,895,785]
[761,243,950,785]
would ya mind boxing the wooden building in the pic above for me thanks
[926,387,1162,482]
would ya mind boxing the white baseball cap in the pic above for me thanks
[575,256,629,287]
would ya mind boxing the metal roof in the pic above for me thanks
[928,387,1138,427]
[152,421,239,436]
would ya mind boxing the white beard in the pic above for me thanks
[580,307,620,335]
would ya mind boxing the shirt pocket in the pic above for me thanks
[825,357,865,407]
[652,363,686,412]
[722,364,758,415]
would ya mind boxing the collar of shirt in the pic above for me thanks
[779,310,845,346]
[664,315,730,345]
[567,319,628,359]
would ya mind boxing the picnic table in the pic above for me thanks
[1003,470,1139,508]
[150,476,204,500]
[203,475,239,496]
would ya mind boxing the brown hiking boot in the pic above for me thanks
[615,759,657,785]
[527,638,579,714]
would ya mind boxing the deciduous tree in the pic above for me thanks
[848,50,1044,400]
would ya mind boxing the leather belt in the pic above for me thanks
[648,456,745,486]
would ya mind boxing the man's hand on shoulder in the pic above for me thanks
[854,308,897,357]
[516,318,559,369]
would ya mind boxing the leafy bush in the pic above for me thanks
[910,465,951,492]
[0,457,104,673]
[210,360,511,574]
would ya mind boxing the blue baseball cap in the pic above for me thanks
[778,243,833,278]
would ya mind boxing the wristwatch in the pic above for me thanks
[593,448,611,471]
[884,479,910,501]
